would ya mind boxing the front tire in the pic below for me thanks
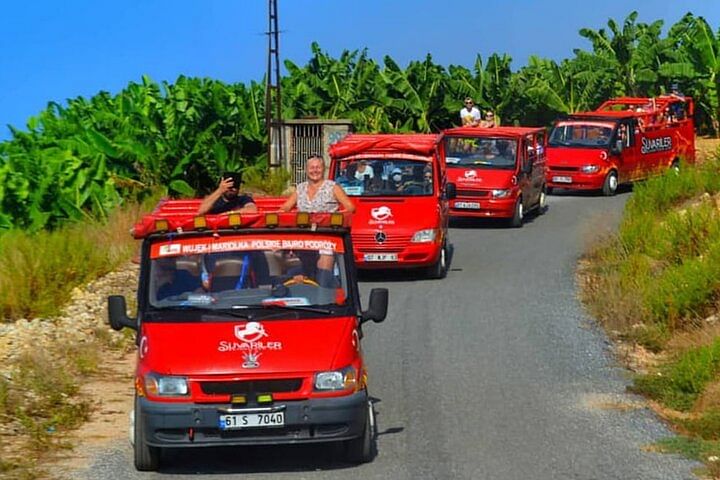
[537,186,547,214]
[602,170,618,196]
[510,197,524,228]
[134,396,161,471]
[427,241,448,279]
[344,400,375,464]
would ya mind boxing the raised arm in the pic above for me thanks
[197,177,233,215]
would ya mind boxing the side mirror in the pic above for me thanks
[108,295,138,331]
[445,182,457,200]
[361,288,388,323]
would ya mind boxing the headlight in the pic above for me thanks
[411,229,437,243]
[314,366,358,391]
[581,165,599,173]
[491,189,511,199]
[144,374,189,396]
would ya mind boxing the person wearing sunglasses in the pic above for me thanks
[460,97,482,127]
[482,111,497,128]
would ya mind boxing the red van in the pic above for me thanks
[328,134,451,279]
[439,127,547,227]
[546,96,696,195]
[108,200,388,471]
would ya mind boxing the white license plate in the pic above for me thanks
[552,176,572,183]
[219,412,285,430]
[363,253,398,262]
[454,201,481,209]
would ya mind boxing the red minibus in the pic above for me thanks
[328,134,452,279]
[440,127,547,227]
[546,96,695,195]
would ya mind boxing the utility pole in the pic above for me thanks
[266,0,283,168]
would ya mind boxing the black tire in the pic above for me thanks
[509,197,523,228]
[602,170,618,197]
[537,186,548,215]
[134,396,161,471]
[670,160,680,175]
[427,241,448,279]
[344,400,375,464]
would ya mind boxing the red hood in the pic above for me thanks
[139,317,356,375]
[351,196,440,232]
[546,146,608,166]
[447,167,516,189]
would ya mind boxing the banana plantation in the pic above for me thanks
[0,11,718,231]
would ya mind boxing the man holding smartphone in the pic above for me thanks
[197,172,258,215]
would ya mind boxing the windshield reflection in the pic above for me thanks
[335,159,433,196]
[549,123,614,148]
[443,137,518,169]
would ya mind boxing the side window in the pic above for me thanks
[525,135,536,164]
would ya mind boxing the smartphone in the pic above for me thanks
[223,172,242,189]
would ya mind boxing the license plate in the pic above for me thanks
[363,253,398,262]
[552,176,572,183]
[454,201,481,209]
[219,412,285,430]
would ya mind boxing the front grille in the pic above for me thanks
[456,189,489,197]
[353,233,411,252]
[549,166,579,172]
[200,379,303,395]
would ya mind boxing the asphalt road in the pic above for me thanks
[76,190,700,480]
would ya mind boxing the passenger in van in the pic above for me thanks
[197,173,258,215]
[154,257,202,300]
[280,155,355,213]
[355,160,374,183]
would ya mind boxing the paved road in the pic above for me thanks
[77,190,700,479]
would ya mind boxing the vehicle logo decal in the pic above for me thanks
[464,170,478,179]
[219,322,283,353]
[370,206,393,221]
[234,322,268,343]
[158,244,181,256]
[375,231,387,244]
[242,351,261,369]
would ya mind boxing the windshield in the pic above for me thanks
[443,137,518,169]
[335,158,433,196]
[147,233,350,312]
[548,122,615,148]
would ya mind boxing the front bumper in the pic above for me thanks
[546,170,606,190]
[354,241,442,269]
[138,391,368,448]
[449,197,515,218]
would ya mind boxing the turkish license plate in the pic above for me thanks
[363,253,398,262]
[454,201,481,209]
[552,176,572,183]
[219,412,285,430]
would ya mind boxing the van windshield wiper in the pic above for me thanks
[149,305,253,320]
[245,304,337,315]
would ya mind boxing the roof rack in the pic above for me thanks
[131,197,351,239]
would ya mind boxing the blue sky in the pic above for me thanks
[1,0,719,140]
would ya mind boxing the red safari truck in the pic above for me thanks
[328,134,452,278]
[439,127,547,227]
[108,199,388,471]
[546,96,695,195]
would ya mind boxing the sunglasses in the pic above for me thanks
[465,102,473,105]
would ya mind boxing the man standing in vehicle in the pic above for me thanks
[197,173,258,215]
[460,97,482,127]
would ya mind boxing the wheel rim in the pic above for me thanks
[539,190,546,209]
[440,246,446,271]
[609,173,618,192]
[518,201,524,220]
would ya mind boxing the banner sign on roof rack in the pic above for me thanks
[150,234,344,259]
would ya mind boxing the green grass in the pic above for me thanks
[631,337,720,411]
